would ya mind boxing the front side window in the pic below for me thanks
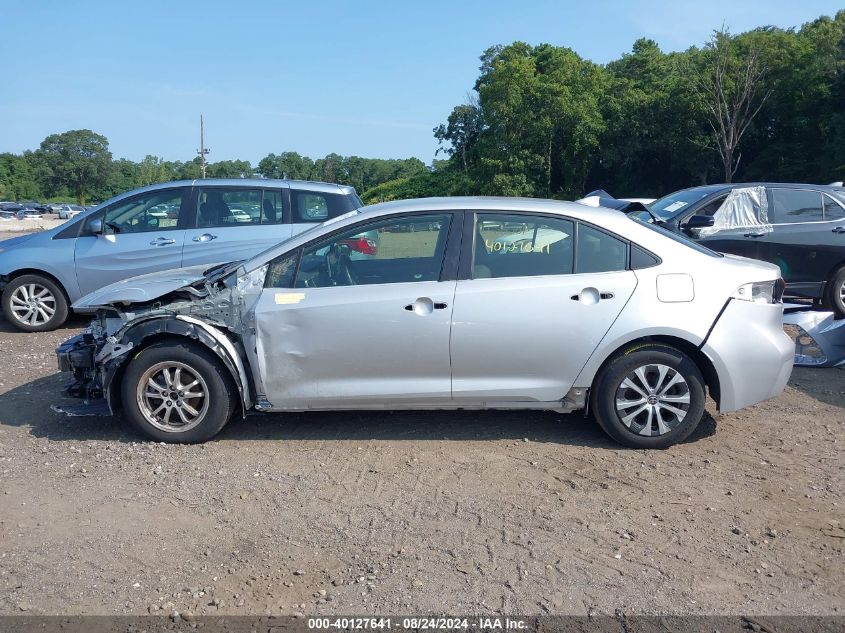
[770,189,824,224]
[96,189,185,234]
[696,195,728,217]
[294,214,452,288]
[291,189,358,223]
[474,214,574,278]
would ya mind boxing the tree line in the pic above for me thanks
[1,11,842,206]
[0,133,429,204]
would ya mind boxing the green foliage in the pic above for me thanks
[36,129,113,204]
[0,153,41,200]
[434,10,845,198]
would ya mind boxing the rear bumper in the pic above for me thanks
[702,299,794,413]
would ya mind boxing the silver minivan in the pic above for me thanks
[0,179,362,331]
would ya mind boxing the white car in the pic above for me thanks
[58,205,85,220]
[56,196,793,449]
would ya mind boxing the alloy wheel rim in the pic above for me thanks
[615,363,691,437]
[839,279,845,304]
[9,283,57,326]
[136,361,209,432]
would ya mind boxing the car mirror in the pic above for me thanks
[683,215,715,230]
[88,218,104,234]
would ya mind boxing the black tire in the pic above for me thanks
[591,344,706,449]
[1,273,69,332]
[822,266,845,319]
[120,339,237,443]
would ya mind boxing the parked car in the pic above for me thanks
[55,196,793,448]
[631,183,845,317]
[0,179,362,332]
[15,208,43,220]
[58,204,86,220]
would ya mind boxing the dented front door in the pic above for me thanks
[252,281,456,408]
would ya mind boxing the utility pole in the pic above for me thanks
[197,114,210,178]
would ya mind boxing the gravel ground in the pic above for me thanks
[0,235,843,617]
[0,217,68,233]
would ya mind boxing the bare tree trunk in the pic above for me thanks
[694,27,772,183]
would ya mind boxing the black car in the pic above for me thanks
[643,183,845,316]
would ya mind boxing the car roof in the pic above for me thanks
[138,178,358,195]
[362,195,620,219]
[670,182,845,196]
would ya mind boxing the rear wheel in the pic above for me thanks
[822,266,845,318]
[120,340,237,443]
[592,344,706,449]
[1,274,69,332]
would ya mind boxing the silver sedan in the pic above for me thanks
[56,197,794,448]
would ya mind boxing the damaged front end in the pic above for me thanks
[55,262,268,416]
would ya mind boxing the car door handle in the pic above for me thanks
[149,237,176,246]
[832,226,845,234]
[192,233,218,242]
[743,232,767,238]
[403,297,447,315]
[570,288,612,304]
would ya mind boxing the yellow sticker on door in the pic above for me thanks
[274,292,305,305]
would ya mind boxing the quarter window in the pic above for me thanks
[294,214,452,288]
[265,250,300,288]
[770,189,825,223]
[95,189,185,234]
[576,224,628,273]
[823,194,845,220]
[474,214,574,279]
[291,189,358,223]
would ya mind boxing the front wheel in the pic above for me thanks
[1,274,69,332]
[592,344,706,449]
[822,266,845,319]
[120,340,237,443]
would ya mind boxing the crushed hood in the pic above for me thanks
[72,264,222,309]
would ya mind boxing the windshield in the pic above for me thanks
[649,187,725,221]
[633,216,722,257]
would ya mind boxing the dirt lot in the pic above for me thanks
[0,315,842,618]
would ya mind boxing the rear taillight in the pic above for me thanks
[732,280,781,304]
[339,237,377,256]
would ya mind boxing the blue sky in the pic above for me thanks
[0,0,841,165]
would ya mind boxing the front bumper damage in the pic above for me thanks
[56,333,102,398]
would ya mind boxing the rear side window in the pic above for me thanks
[576,224,628,273]
[770,189,824,223]
[291,189,357,223]
[474,214,574,279]
[197,188,286,227]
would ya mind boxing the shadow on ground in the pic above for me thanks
[788,366,845,409]
[0,373,718,448]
